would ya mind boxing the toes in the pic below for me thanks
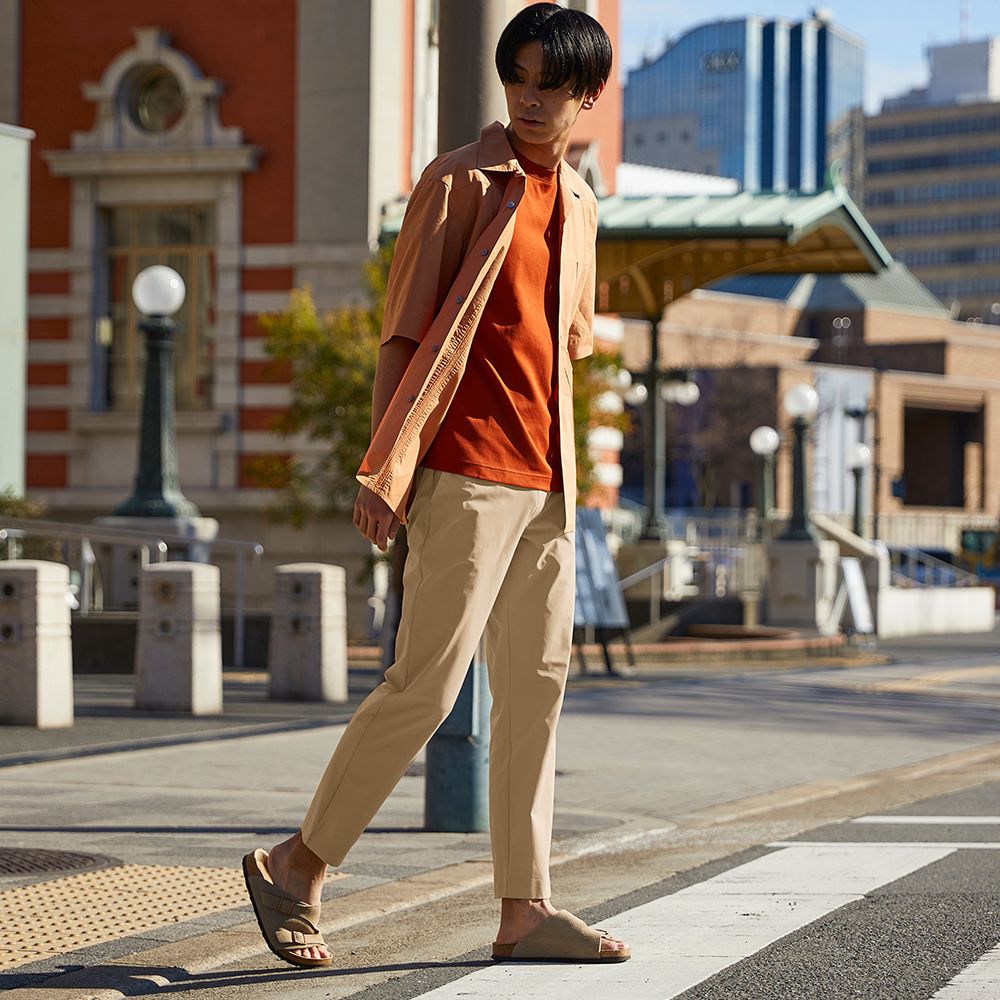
[288,945,329,962]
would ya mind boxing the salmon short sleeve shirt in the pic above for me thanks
[357,122,598,535]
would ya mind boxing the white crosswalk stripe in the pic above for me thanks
[931,942,1000,998]
[419,844,955,999]
[853,816,1000,825]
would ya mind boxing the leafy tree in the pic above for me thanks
[0,489,60,560]
[245,249,388,526]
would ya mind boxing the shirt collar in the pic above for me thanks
[477,120,585,205]
[477,121,521,172]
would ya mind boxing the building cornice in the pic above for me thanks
[43,146,261,178]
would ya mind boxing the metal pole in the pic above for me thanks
[234,549,246,670]
[852,467,865,538]
[423,0,509,834]
[80,538,94,615]
[764,454,775,529]
[755,454,774,541]
[424,638,491,831]
[872,365,884,541]
[642,317,662,539]
[114,316,199,519]
[778,417,817,541]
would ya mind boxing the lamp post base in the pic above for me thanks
[765,537,840,635]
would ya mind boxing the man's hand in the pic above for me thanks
[354,485,400,552]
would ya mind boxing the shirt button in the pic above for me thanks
[456,295,464,303]
[507,200,515,209]
[481,248,488,256]
[431,344,440,353]
[407,394,416,403]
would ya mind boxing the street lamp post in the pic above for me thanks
[749,425,780,540]
[114,265,199,519]
[848,442,872,538]
[778,383,819,542]
[641,360,700,540]
[831,315,852,363]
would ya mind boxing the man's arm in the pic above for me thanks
[354,337,419,552]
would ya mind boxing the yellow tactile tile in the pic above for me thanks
[0,863,346,970]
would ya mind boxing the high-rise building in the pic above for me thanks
[865,37,1000,321]
[623,10,864,193]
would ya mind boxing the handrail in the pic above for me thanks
[889,545,980,589]
[1,517,264,668]
[0,517,263,556]
[618,556,670,590]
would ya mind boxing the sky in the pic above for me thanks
[619,1,1000,112]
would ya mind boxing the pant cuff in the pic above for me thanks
[493,877,551,900]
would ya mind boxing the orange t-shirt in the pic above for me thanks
[420,153,563,492]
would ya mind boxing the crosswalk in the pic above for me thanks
[416,816,1000,1000]
[931,943,1000,998]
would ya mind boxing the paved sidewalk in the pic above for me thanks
[0,667,642,988]
[0,632,991,994]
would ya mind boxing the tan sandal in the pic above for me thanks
[491,909,631,963]
[242,848,332,969]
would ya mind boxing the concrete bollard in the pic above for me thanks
[135,562,222,714]
[0,560,74,728]
[268,563,347,702]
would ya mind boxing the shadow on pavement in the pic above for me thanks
[3,958,492,995]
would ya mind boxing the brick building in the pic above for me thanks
[620,268,1000,547]
[1,0,623,627]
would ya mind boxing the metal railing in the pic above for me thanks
[618,540,767,632]
[0,517,263,668]
[888,545,981,589]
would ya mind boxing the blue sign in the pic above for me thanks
[574,508,630,630]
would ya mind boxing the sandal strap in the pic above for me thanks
[259,887,321,926]
[510,910,604,960]
[275,925,327,948]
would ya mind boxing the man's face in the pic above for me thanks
[503,41,598,149]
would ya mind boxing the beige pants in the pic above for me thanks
[300,468,575,899]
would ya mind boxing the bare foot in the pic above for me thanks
[496,897,629,955]
[265,831,331,962]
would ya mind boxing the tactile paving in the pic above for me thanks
[0,862,347,970]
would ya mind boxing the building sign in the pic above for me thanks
[701,50,742,74]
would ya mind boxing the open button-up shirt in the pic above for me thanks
[356,121,597,535]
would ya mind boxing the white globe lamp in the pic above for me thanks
[749,425,780,457]
[131,265,186,317]
[783,383,819,419]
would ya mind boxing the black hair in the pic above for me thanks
[495,3,612,100]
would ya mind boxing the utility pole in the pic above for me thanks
[423,0,512,833]
[437,0,511,153]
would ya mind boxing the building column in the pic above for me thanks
[437,0,514,151]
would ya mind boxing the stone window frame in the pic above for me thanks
[41,27,261,488]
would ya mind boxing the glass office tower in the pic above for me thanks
[624,12,864,193]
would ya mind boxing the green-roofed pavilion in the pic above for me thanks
[595,188,893,317]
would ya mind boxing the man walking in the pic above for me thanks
[243,3,629,968]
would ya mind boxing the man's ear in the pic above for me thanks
[581,81,606,111]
